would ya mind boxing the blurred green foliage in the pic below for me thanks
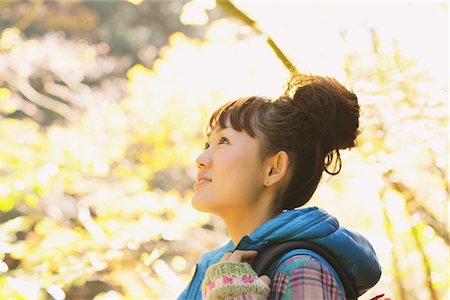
[0,1,448,299]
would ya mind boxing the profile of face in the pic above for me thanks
[192,119,266,218]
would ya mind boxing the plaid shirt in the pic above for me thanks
[229,254,345,300]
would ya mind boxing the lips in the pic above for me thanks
[194,174,212,189]
[198,178,212,182]
[197,174,212,182]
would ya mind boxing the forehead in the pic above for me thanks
[206,115,232,137]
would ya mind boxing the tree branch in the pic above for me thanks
[410,222,439,300]
[6,71,79,123]
[16,0,43,31]
[216,0,299,75]
[386,175,449,247]
[384,172,445,300]
[380,187,408,300]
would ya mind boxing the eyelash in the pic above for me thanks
[204,137,229,149]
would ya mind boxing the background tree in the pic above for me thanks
[0,1,447,299]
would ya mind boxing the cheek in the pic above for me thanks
[216,151,263,189]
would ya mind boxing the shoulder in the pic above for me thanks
[269,254,346,299]
[273,254,320,276]
[199,240,234,264]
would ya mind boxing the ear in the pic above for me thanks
[264,151,290,187]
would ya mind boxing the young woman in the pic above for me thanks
[178,75,382,299]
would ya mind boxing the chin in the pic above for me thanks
[191,194,207,212]
[191,194,215,214]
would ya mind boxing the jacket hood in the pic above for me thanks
[238,206,339,247]
[179,206,381,299]
[237,207,382,295]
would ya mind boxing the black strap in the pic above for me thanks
[251,241,358,299]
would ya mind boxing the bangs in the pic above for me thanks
[206,96,271,138]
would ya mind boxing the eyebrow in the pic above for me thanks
[206,126,229,138]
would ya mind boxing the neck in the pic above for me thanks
[221,193,276,246]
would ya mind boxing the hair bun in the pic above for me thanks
[287,75,360,153]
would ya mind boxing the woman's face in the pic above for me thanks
[192,120,266,217]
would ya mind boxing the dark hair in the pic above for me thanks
[206,75,360,213]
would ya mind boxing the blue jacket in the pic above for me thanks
[178,206,381,299]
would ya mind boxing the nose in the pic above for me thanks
[196,150,211,169]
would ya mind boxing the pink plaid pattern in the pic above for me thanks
[227,254,345,300]
[269,254,344,300]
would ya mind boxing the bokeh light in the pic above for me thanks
[0,1,447,299]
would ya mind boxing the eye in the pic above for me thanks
[203,136,229,149]
[219,137,230,145]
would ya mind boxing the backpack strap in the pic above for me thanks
[251,241,358,299]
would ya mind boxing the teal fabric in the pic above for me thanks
[178,206,381,300]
